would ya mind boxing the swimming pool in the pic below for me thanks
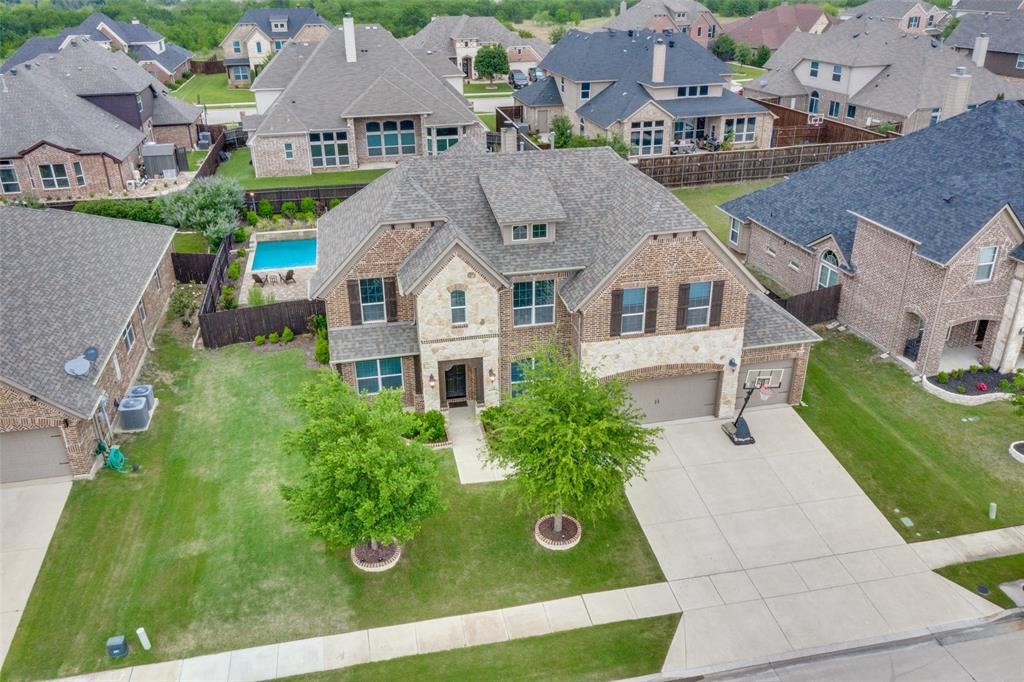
[252,238,317,270]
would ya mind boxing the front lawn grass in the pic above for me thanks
[216,148,389,190]
[936,554,1024,609]
[285,615,680,681]
[3,332,662,681]
[464,82,513,95]
[171,73,255,105]
[476,112,497,131]
[672,180,780,244]
[728,62,767,80]
[797,331,1024,541]
[171,231,209,253]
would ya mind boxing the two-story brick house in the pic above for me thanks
[514,29,774,154]
[220,7,330,86]
[311,141,818,423]
[0,40,202,202]
[0,207,174,482]
[602,0,724,49]
[246,16,484,178]
[721,100,1024,376]
[838,0,948,33]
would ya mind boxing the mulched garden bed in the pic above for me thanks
[928,367,1018,396]
[537,515,579,543]
[353,541,399,564]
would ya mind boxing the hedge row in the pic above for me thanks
[71,199,166,225]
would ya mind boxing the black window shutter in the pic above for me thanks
[676,283,690,329]
[610,289,623,336]
[644,286,658,334]
[709,279,725,327]
[384,277,398,322]
[346,280,362,325]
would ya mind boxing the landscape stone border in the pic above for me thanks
[921,376,1012,406]
[1011,441,1024,465]
[534,514,582,551]
[350,545,402,573]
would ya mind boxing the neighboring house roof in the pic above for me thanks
[1011,242,1024,261]
[131,42,192,73]
[34,39,156,95]
[250,40,320,90]
[312,144,731,313]
[408,48,466,79]
[601,0,714,31]
[947,11,1024,53]
[0,206,174,419]
[951,0,1021,13]
[328,322,420,363]
[725,4,838,50]
[75,12,163,43]
[401,15,550,60]
[251,25,480,138]
[720,101,1024,265]
[513,76,562,106]
[1,36,65,70]
[754,19,1024,115]
[235,8,330,40]
[742,293,822,348]
[840,0,944,19]
[151,85,202,126]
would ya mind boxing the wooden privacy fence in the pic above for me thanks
[244,184,366,213]
[754,99,897,145]
[170,251,216,283]
[778,285,841,326]
[635,140,888,187]
[199,299,326,348]
[496,105,523,127]
[189,58,224,75]
[194,133,225,179]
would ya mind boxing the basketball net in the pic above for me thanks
[758,381,774,401]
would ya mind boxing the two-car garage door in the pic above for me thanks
[0,428,72,484]
[628,373,720,423]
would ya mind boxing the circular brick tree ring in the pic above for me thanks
[534,514,582,551]
[1011,441,1024,465]
[350,542,402,572]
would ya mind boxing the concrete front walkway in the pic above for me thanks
[624,406,1004,676]
[912,525,1024,570]
[1,478,72,668]
[447,407,509,484]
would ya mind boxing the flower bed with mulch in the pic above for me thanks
[928,366,1020,396]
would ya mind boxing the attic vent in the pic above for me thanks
[943,194,955,203]
[930,39,938,47]
[856,11,864,18]
[852,32,860,38]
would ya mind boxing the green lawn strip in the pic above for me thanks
[672,180,780,244]
[284,615,680,682]
[170,73,254,105]
[796,332,1024,541]
[463,83,513,95]
[186,151,208,172]
[728,63,767,80]
[3,333,663,681]
[935,554,1024,609]
[476,113,497,131]
[171,232,209,253]
[217,148,388,190]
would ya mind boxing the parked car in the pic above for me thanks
[508,70,529,89]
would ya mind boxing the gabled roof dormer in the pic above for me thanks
[478,168,566,246]
[270,17,289,32]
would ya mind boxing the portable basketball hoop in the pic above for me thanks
[723,378,780,446]
[758,382,774,402]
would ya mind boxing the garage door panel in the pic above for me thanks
[737,360,794,407]
[629,373,720,423]
[0,428,72,483]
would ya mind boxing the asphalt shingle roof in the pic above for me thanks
[250,40,319,90]
[725,3,837,50]
[720,101,1024,265]
[743,294,822,348]
[513,76,562,106]
[236,8,329,40]
[131,42,192,73]
[658,89,769,117]
[1011,243,1024,261]
[840,0,943,19]
[77,12,163,43]
[601,0,713,31]
[0,207,174,418]
[948,0,1019,12]
[401,15,550,60]
[478,168,567,225]
[39,39,156,95]
[408,48,465,79]
[947,11,1024,53]
[151,85,202,126]
[328,322,420,362]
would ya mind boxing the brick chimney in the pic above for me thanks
[941,66,972,121]
[501,122,518,153]
[620,0,628,16]
[343,13,357,64]
[652,39,667,83]
[972,32,989,68]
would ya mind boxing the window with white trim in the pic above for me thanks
[255,41,263,54]
[309,131,348,166]
[450,290,466,324]
[271,21,287,32]
[284,143,293,160]
[809,61,819,77]
[0,160,21,193]
[908,15,920,28]
[427,126,460,155]
[532,223,547,239]
[686,281,712,328]
[230,65,249,80]
[846,104,857,119]
[366,120,416,157]
[137,300,147,322]
[975,246,997,282]
[809,90,820,114]
[359,278,386,322]
[123,320,136,353]
[355,357,403,394]
[232,40,241,54]
[832,65,842,82]
[39,164,69,189]
[1016,54,1024,69]
[580,82,591,100]
[745,368,784,388]
[620,287,647,334]
[827,100,840,118]
[817,250,840,289]
[153,270,162,290]
[629,120,664,156]
[510,358,535,396]
[73,161,85,186]
[512,280,554,326]
[135,94,143,113]
[729,218,740,245]
[724,117,757,143]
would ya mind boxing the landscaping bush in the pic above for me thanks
[328,198,342,209]
[237,247,247,259]
[969,364,979,373]
[255,335,265,346]
[72,199,164,224]
[998,379,1011,392]
[233,227,249,243]
[246,210,259,226]
[936,371,949,384]
[168,283,202,324]
[403,410,447,443]
[157,177,244,248]
[257,199,273,218]
[182,70,193,79]
[300,197,316,214]
[218,285,237,310]
[269,332,280,344]
[957,386,967,394]
[247,287,276,307]
[227,260,241,280]
[280,201,297,218]
[314,337,330,364]
[282,326,294,343]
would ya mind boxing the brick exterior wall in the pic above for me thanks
[2,144,139,202]
[153,123,199,149]
[141,60,189,84]
[746,222,820,294]
[337,355,419,407]
[740,343,812,405]
[250,134,313,177]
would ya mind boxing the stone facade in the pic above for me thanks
[1,144,140,202]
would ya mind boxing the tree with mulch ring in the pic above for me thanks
[484,344,659,550]
[281,373,446,571]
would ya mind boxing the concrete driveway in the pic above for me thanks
[626,407,1003,675]
[1,478,72,667]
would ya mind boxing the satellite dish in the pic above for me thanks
[64,356,91,378]
[84,346,99,362]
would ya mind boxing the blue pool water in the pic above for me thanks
[252,239,317,270]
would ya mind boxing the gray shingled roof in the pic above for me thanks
[947,12,1024,53]
[952,0,1019,11]
[252,25,480,139]
[1011,243,1024,261]
[601,0,713,31]
[312,144,712,311]
[236,8,329,40]
[513,76,562,106]
[840,0,943,19]
[0,207,173,418]
[658,89,768,118]
[401,15,550,60]
[1,36,65,71]
[408,49,465,79]
[77,12,163,43]
[755,19,1024,115]
[38,39,156,95]
[743,293,822,348]
[250,41,320,90]
[131,42,192,73]
[721,101,1024,265]
[152,86,202,126]
[328,322,420,363]
[479,168,567,225]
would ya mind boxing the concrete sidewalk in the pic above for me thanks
[911,525,1024,570]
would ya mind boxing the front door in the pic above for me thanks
[974,320,988,347]
[445,364,467,403]
[462,56,471,77]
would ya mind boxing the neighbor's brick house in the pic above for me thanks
[0,207,174,482]
[311,141,819,423]
[721,100,1024,376]
[601,0,724,49]
[219,7,330,86]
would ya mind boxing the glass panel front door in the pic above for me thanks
[445,364,467,400]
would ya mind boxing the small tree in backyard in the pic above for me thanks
[474,43,509,82]
[711,33,736,60]
[549,24,567,44]
[753,44,772,68]
[732,42,754,66]
[157,177,243,247]
[485,345,659,539]
[281,374,446,563]
[552,114,573,148]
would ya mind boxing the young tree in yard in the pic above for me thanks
[157,177,243,247]
[733,43,754,66]
[281,374,446,561]
[474,43,509,82]
[753,44,772,68]
[552,114,574,148]
[711,33,736,60]
[549,24,568,44]
[484,346,659,538]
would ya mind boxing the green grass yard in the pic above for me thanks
[797,332,1024,541]
[186,150,208,172]
[171,232,209,254]
[2,332,662,681]
[728,63,768,80]
[284,615,680,681]
[936,554,1024,609]
[171,73,255,105]
[672,180,780,244]
[464,82,513,95]
[217,148,389,190]
[476,112,497,131]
